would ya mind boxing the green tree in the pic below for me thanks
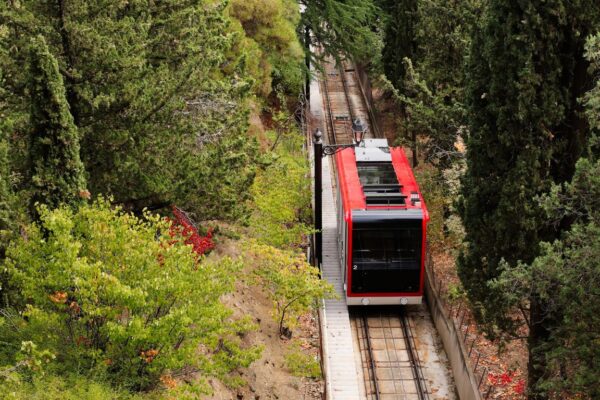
[582,33,600,134]
[376,0,480,167]
[170,92,258,222]
[0,116,17,303]
[0,1,257,218]
[28,36,86,211]
[491,157,600,398]
[377,59,466,167]
[250,130,313,248]
[301,0,382,64]
[0,58,14,237]
[0,123,13,239]
[229,0,305,95]
[413,0,481,93]
[410,0,480,165]
[377,0,417,93]
[1,199,261,392]
[459,2,600,397]
[0,104,24,307]
[489,32,600,400]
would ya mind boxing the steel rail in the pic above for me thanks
[400,311,430,400]
[352,63,382,139]
[361,314,381,400]
[339,61,356,123]
[321,60,339,146]
[321,55,356,146]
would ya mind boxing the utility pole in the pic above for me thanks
[313,129,323,268]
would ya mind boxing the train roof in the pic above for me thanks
[335,140,428,220]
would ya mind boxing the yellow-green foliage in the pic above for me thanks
[250,131,313,248]
[284,340,321,379]
[415,163,464,252]
[226,18,271,96]
[247,121,333,340]
[1,373,143,400]
[1,198,261,393]
[248,242,335,336]
[415,167,446,249]
[228,0,304,95]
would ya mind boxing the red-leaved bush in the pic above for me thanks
[488,370,526,396]
[512,379,525,395]
[168,206,215,256]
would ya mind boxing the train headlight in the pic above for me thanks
[410,192,421,206]
[361,298,370,306]
[400,297,408,305]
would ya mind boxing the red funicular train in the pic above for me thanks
[336,139,429,306]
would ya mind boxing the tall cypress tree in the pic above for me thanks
[378,0,418,92]
[28,36,86,210]
[0,125,12,235]
[459,2,600,398]
[0,45,15,237]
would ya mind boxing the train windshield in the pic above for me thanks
[357,162,398,185]
[351,218,422,293]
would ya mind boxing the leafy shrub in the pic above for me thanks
[414,163,464,252]
[170,206,215,256]
[248,242,335,337]
[250,131,313,248]
[1,199,260,392]
[284,341,321,379]
[446,282,466,302]
[0,372,142,400]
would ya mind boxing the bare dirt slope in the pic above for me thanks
[204,237,323,400]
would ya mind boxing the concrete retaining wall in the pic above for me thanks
[425,268,482,400]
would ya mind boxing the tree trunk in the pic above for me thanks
[527,294,550,400]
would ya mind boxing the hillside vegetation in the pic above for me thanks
[0,1,331,398]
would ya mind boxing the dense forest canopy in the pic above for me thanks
[459,2,600,398]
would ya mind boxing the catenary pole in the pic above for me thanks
[313,129,323,268]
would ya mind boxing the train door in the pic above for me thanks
[343,224,348,293]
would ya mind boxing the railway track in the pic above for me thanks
[321,56,374,144]
[352,309,429,400]
[320,55,430,400]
